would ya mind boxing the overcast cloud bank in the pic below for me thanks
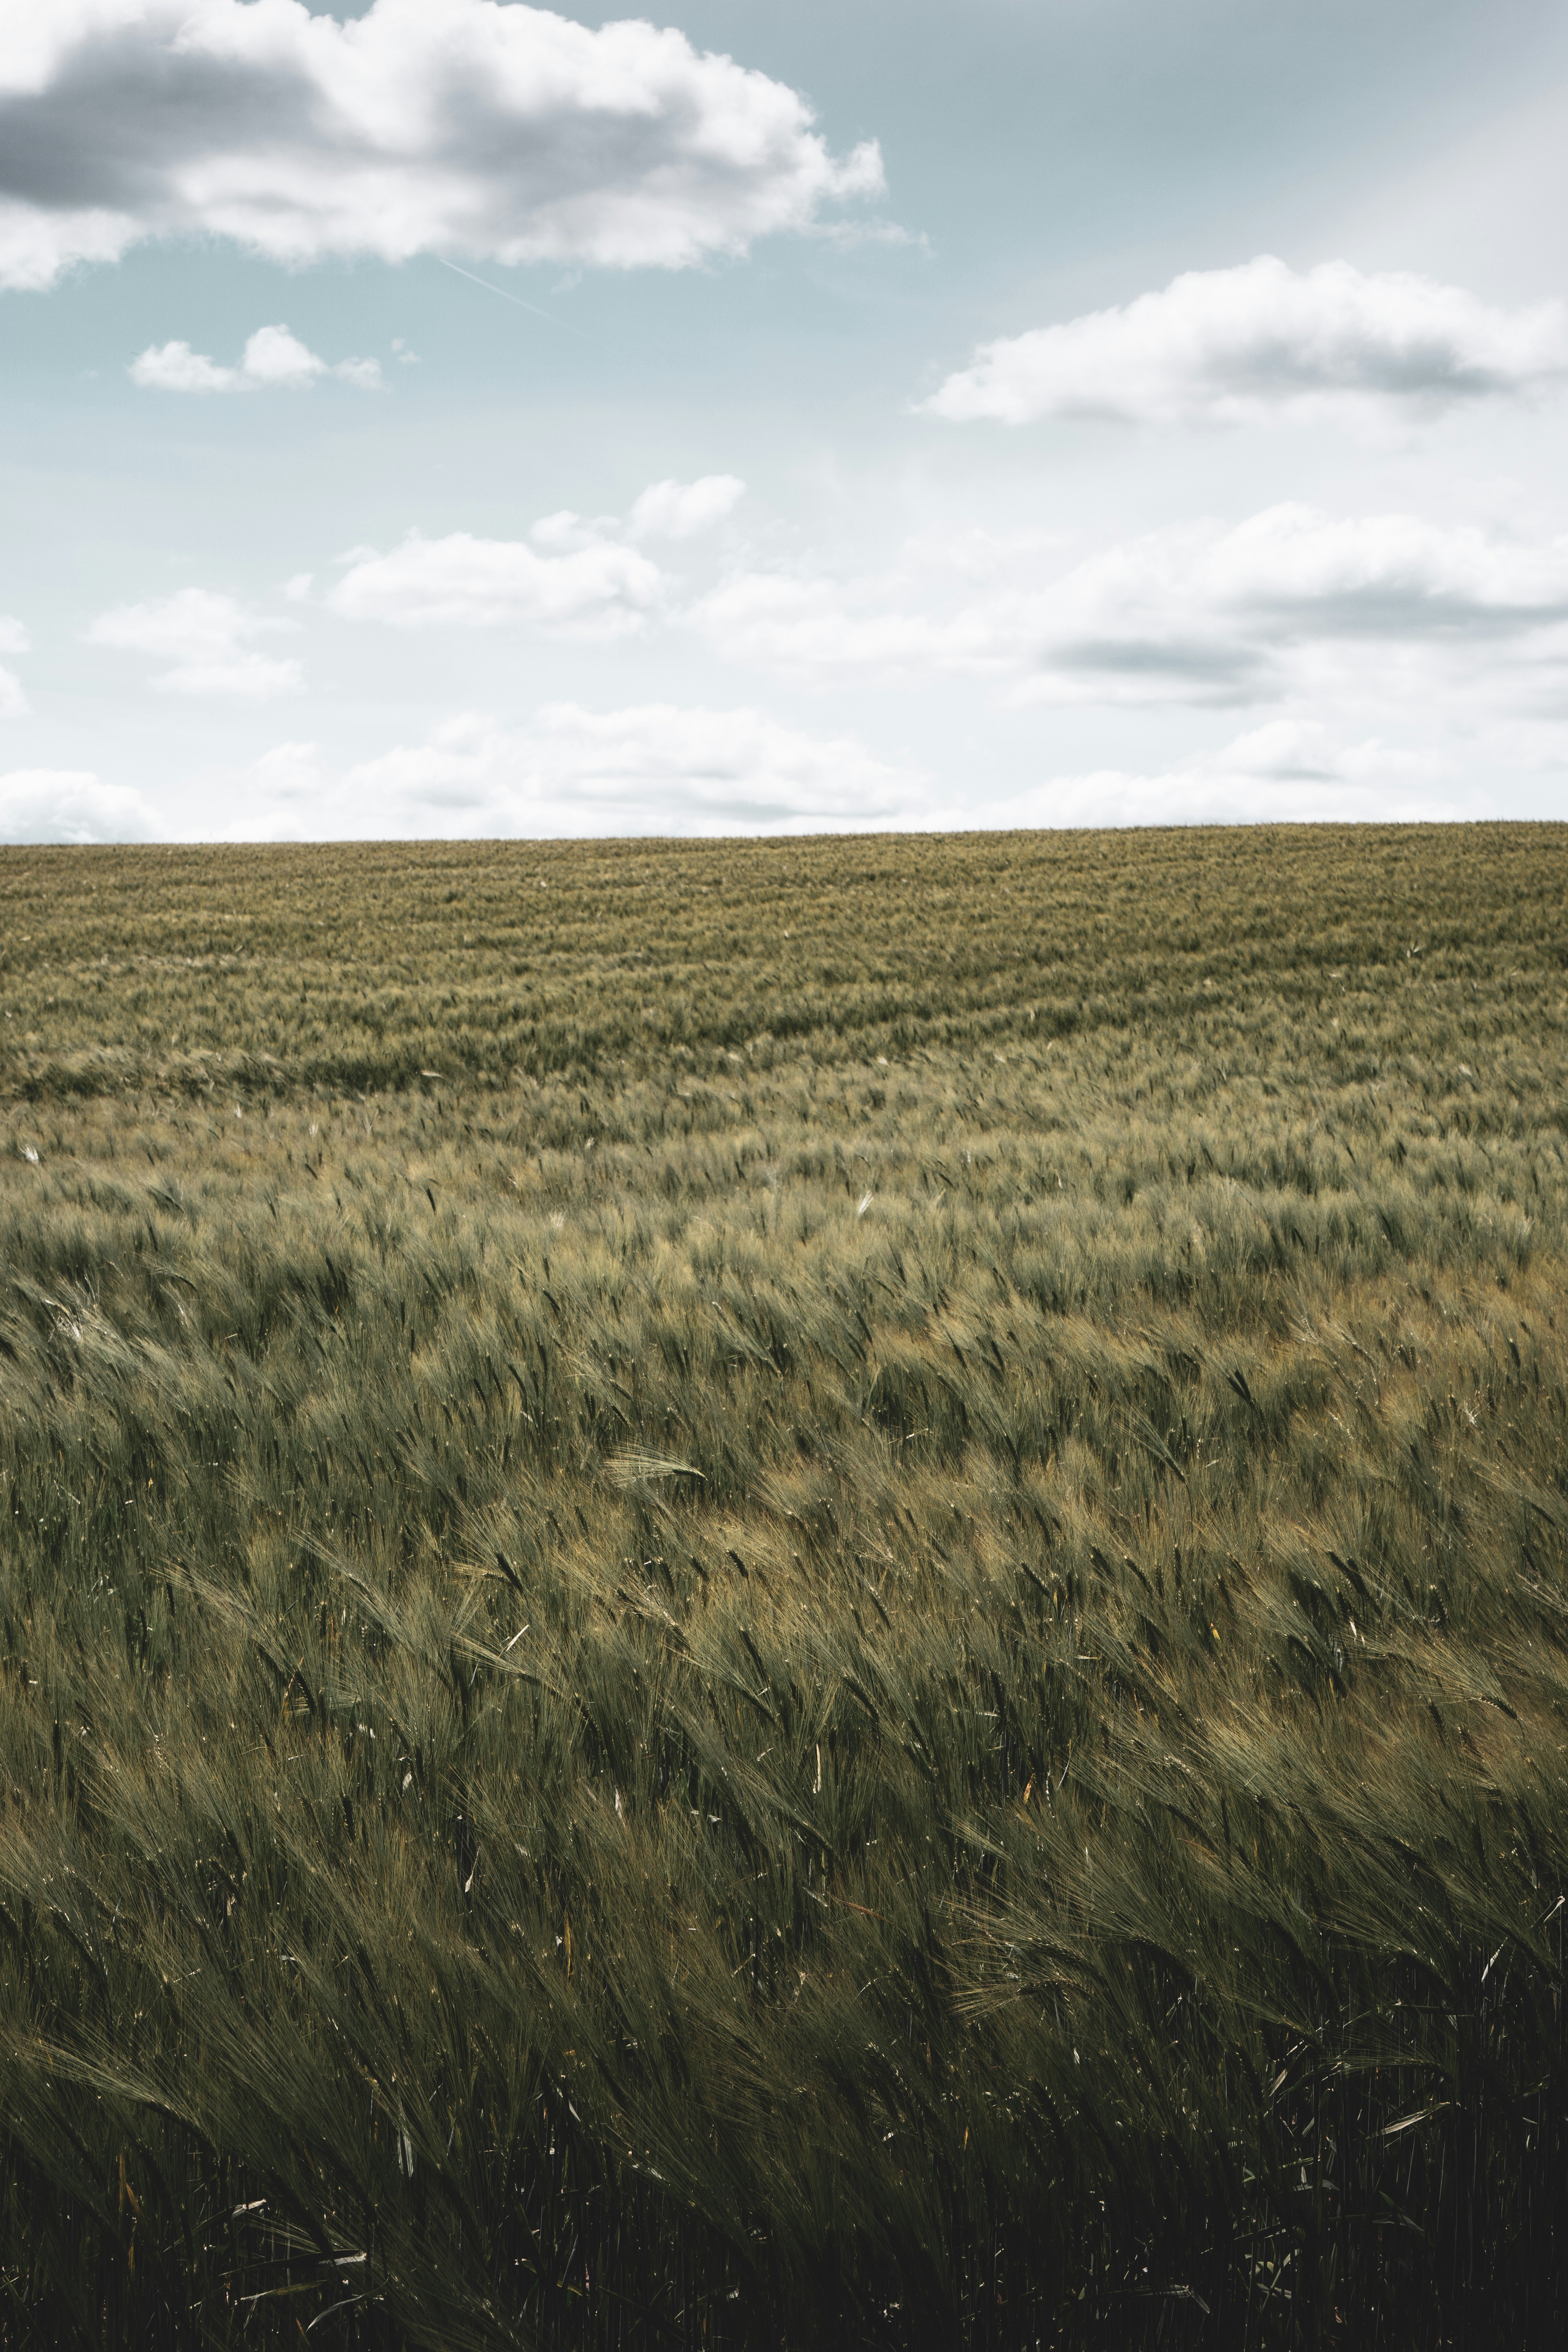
[926,258,1568,427]
[0,0,884,290]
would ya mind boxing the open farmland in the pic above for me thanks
[2,823,1568,2348]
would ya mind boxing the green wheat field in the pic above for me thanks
[2,823,1567,2350]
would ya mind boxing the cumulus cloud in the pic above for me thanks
[1016,505,1568,704]
[628,475,746,540]
[524,476,744,557]
[129,342,237,395]
[330,532,666,636]
[924,257,1568,428]
[224,703,926,837]
[131,324,381,393]
[305,474,750,638]
[0,0,885,291]
[693,505,1568,706]
[0,770,163,844]
[86,588,303,697]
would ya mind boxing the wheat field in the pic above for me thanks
[2,824,1566,2348]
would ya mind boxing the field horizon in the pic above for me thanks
[2,820,1567,2348]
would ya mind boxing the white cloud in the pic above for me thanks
[222,703,926,837]
[130,341,239,394]
[0,0,884,290]
[951,726,1488,831]
[130,324,381,393]
[236,740,328,824]
[0,202,136,294]
[693,570,991,681]
[966,768,1458,832]
[218,702,1504,838]
[0,617,30,655]
[693,505,1568,707]
[1015,504,1568,705]
[330,530,667,636]
[241,325,327,390]
[15,710,1507,848]
[924,257,1568,428]
[326,476,755,637]
[86,588,303,697]
[517,701,920,828]
[529,510,620,554]
[628,475,746,540]
[0,771,163,844]
[886,715,1487,834]
[333,357,385,394]
[331,474,748,637]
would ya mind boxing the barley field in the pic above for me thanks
[2,824,1567,2350]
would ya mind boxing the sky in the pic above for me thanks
[3,0,1568,842]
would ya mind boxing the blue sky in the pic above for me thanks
[3,0,1568,840]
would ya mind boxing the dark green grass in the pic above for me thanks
[1,825,1567,2349]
